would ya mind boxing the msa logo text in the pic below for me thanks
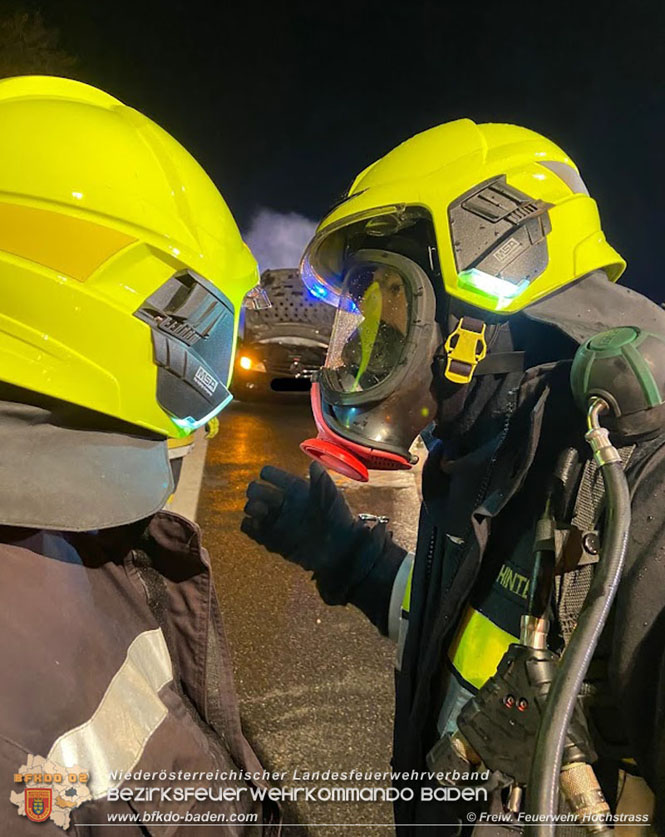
[194,366,218,396]
[493,237,522,263]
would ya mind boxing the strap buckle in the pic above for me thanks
[443,317,488,384]
[357,513,390,525]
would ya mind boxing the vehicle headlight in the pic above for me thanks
[238,354,266,373]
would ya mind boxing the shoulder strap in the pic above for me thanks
[570,445,635,535]
[555,445,635,645]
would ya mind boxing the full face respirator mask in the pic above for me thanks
[300,233,521,482]
[301,248,442,481]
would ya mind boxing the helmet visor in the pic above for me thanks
[301,205,430,306]
[324,260,412,394]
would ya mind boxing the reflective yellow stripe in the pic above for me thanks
[48,628,173,799]
[0,201,135,281]
[401,560,413,614]
[448,607,518,690]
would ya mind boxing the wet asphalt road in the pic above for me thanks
[197,398,422,836]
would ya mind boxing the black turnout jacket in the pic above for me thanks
[381,273,665,832]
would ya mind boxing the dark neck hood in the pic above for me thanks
[522,270,665,345]
[0,385,173,531]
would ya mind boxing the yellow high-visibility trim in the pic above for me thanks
[401,559,414,614]
[0,202,135,281]
[449,607,518,690]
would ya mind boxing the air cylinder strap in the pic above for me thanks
[555,445,635,645]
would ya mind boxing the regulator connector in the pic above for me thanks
[585,398,621,467]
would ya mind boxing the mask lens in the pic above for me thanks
[325,262,411,393]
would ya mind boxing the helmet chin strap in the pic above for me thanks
[431,315,524,436]
[475,350,526,375]
[440,313,526,381]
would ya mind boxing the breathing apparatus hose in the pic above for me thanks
[526,398,631,836]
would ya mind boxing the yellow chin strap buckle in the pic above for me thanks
[444,317,488,384]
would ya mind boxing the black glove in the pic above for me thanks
[241,461,406,631]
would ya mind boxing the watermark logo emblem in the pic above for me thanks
[11,755,91,830]
[26,788,52,823]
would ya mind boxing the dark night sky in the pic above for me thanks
[19,0,665,298]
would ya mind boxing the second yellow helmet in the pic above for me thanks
[0,75,260,438]
[301,118,624,315]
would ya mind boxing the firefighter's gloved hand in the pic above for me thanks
[242,462,357,603]
[242,461,352,570]
[241,462,406,628]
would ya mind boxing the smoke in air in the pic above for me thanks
[244,208,317,273]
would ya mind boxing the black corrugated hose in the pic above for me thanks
[526,453,631,836]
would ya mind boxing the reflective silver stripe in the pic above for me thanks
[395,616,409,673]
[388,552,414,642]
[437,670,475,737]
[540,160,590,196]
[48,628,173,799]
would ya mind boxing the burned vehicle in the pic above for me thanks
[232,268,334,400]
